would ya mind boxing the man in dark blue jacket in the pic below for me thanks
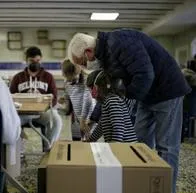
[68,29,191,193]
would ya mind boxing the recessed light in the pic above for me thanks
[90,13,119,21]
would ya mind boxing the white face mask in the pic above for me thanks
[87,58,101,71]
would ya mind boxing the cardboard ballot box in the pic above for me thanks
[38,141,172,193]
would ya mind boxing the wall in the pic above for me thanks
[0,27,110,62]
[0,26,195,71]
[0,27,112,78]
[153,35,175,56]
[173,27,196,58]
[152,27,196,64]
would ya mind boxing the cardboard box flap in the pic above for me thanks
[40,142,172,193]
[47,142,171,169]
[47,142,95,167]
[110,143,171,168]
[39,153,50,168]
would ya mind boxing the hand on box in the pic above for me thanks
[86,119,93,127]
[81,133,90,142]
[86,120,96,131]
[80,118,88,132]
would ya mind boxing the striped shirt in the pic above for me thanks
[89,94,137,142]
[65,82,95,138]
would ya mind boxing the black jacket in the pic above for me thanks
[95,29,191,104]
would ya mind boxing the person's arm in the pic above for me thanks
[90,101,102,123]
[88,120,103,142]
[48,74,57,106]
[81,88,93,119]
[0,78,21,145]
[9,75,19,93]
[109,34,155,101]
[80,87,93,131]
[105,97,125,142]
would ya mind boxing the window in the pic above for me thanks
[51,40,66,58]
[37,30,49,45]
[7,32,23,50]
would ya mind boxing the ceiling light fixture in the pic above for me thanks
[90,13,119,21]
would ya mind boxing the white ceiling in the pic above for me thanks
[0,0,195,35]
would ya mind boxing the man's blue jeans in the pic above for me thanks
[134,97,183,193]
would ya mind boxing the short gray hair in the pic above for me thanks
[68,33,96,64]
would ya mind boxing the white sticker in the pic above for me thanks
[90,143,122,193]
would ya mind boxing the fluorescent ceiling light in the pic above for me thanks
[90,13,119,21]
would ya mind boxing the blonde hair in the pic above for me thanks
[61,59,82,76]
[67,33,96,64]
[61,59,76,76]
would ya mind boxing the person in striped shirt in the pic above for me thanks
[86,70,137,142]
[60,60,95,140]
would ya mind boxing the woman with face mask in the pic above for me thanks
[86,70,137,143]
[59,59,95,140]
